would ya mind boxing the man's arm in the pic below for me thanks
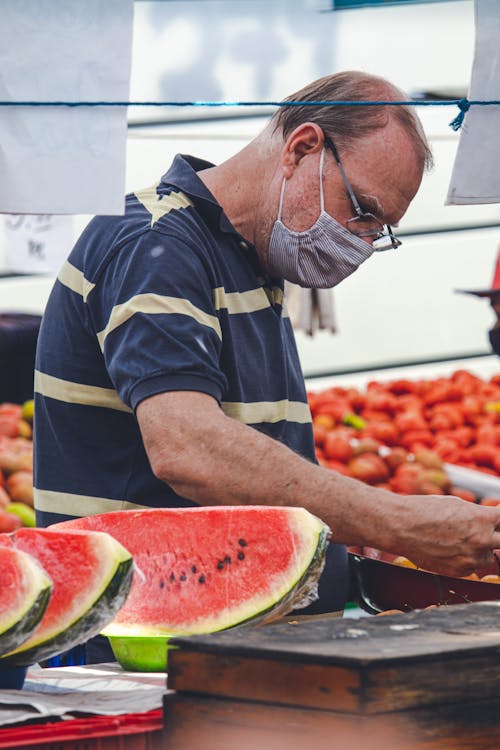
[137,390,500,578]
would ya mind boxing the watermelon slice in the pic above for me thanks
[54,506,330,637]
[0,528,133,666]
[0,546,52,657]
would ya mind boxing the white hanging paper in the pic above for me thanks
[4,214,74,274]
[446,0,500,205]
[0,0,133,215]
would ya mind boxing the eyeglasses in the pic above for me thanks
[323,135,402,252]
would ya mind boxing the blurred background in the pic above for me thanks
[1,0,499,378]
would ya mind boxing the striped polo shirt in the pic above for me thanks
[34,155,316,526]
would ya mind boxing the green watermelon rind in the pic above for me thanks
[102,520,330,639]
[0,555,52,658]
[1,555,134,667]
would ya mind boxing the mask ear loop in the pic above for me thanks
[278,146,326,222]
[319,147,326,214]
[277,178,287,222]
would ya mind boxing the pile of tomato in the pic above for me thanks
[309,369,500,491]
[0,402,35,530]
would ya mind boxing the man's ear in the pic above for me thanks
[281,123,324,179]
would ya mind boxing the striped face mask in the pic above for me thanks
[268,148,375,289]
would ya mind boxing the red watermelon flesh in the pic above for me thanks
[0,547,52,657]
[54,506,330,636]
[0,527,133,666]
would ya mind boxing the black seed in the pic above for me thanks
[238,539,247,547]
[191,565,197,573]
[224,555,231,564]
[169,572,175,582]
[159,580,165,589]
[238,551,245,561]
[179,573,187,581]
[217,561,225,570]
[199,575,206,583]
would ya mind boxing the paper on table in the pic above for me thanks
[0,0,133,215]
[0,663,167,726]
[446,0,500,205]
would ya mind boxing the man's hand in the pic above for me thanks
[379,494,500,578]
[136,390,500,579]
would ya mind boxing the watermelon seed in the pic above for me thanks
[224,555,231,564]
[198,575,206,583]
[217,561,225,570]
[238,539,247,547]
[159,580,165,589]
[169,572,175,582]
[192,565,197,573]
[238,551,245,561]
[180,573,187,581]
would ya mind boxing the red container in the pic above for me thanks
[349,552,500,614]
[0,709,163,750]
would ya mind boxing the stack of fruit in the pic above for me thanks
[309,369,500,505]
[0,401,35,529]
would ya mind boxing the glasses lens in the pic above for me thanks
[372,229,402,252]
[346,213,384,239]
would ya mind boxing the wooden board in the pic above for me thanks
[163,693,500,750]
[168,601,500,714]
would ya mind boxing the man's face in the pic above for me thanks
[277,119,423,244]
[489,295,500,328]
[323,124,423,242]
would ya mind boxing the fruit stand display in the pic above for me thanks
[0,401,35,530]
[308,368,500,503]
[307,366,500,605]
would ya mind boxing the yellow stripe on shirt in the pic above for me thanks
[221,399,312,425]
[57,261,96,302]
[96,293,222,349]
[134,186,194,228]
[213,286,284,314]
[34,488,150,517]
[34,370,132,413]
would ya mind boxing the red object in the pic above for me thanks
[0,709,163,749]
[456,246,500,297]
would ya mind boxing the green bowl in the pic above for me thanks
[106,634,177,672]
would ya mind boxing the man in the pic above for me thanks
[34,71,500,644]
[457,247,500,355]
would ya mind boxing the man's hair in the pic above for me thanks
[273,70,433,171]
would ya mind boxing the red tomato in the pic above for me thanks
[323,433,354,463]
[395,412,427,433]
[313,425,328,448]
[363,421,399,446]
[314,400,351,422]
[476,424,499,446]
[450,486,477,503]
[466,444,498,468]
[387,379,417,396]
[348,453,390,485]
[399,429,434,449]
[313,414,335,430]
[325,459,352,476]
[480,497,500,506]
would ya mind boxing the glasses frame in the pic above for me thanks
[323,135,402,252]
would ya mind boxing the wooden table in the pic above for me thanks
[163,601,500,750]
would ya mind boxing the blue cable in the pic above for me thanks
[1,97,499,130]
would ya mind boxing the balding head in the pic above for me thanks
[272,70,433,173]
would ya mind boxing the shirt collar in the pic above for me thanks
[160,154,237,236]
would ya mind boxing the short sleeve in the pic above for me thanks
[86,229,227,410]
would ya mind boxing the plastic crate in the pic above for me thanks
[0,709,163,749]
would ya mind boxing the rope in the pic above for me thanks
[1,98,499,130]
